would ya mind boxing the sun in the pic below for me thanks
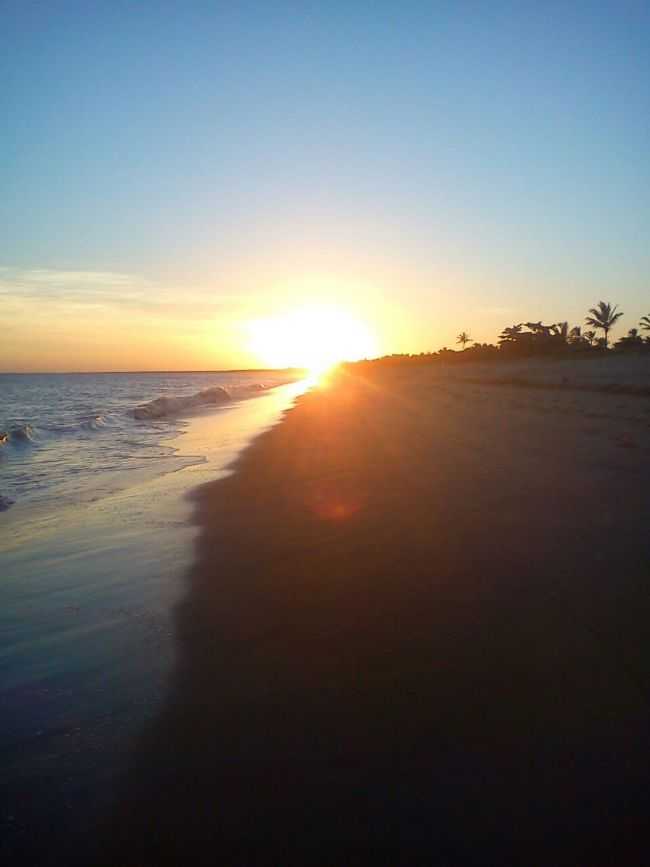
[247,305,378,374]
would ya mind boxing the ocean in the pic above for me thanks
[0,371,300,515]
[0,370,306,864]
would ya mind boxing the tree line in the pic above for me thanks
[460,302,650,358]
[359,302,650,367]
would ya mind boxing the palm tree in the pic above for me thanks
[456,331,472,350]
[585,301,623,347]
[640,314,650,332]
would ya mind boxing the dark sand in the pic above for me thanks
[103,364,650,865]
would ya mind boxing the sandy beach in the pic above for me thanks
[6,3,649,863]
[103,359,650,865]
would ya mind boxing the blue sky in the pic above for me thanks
[2,1,649,370]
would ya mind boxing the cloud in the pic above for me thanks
[0,268,138,288]
[0,267,148,306]
[0,266,244,320]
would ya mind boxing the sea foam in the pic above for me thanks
[0,371,294,513]
[133,383,268,420]
[133,386,233,419]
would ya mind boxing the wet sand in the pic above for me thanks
[0,383,306,867]
[104,362,650,865]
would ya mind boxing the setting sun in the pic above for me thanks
[246,306,378,373]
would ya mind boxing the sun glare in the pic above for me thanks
[247,306,378,374]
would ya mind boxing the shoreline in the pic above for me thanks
[0,372,301,522]
[102,363,650,865]
[0,381,307,867]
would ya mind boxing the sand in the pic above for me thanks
[103,359,650,865]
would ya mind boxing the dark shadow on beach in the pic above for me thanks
[101,367,650,865]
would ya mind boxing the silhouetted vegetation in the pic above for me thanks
[349,301,650,369]
[585,301,624,347]
[614,328,646,352]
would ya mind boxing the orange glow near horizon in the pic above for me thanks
[246,305,378,374]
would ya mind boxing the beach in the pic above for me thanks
[6,3,648,862]
[0,376,306,866]
[103,358,650,865]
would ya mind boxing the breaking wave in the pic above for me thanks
[0,372,298,512]
[133,383,268,420]
[0,384,275,448]
[5,424,36,445]
[1,416,114,445]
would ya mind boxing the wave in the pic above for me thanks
[5,424,37,445]
[1,384,271,447]
[1,414,115,447]
[132,383,269,420]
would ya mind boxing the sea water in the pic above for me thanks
[0,371,299,516]
[0,371,306,862]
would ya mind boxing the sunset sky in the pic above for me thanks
[2,1,649,371]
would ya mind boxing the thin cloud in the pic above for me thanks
[4,268,138,287]
[0,266,245,319]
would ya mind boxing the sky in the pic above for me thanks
[2,0,649,371]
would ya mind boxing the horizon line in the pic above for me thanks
[0,366,309,376]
